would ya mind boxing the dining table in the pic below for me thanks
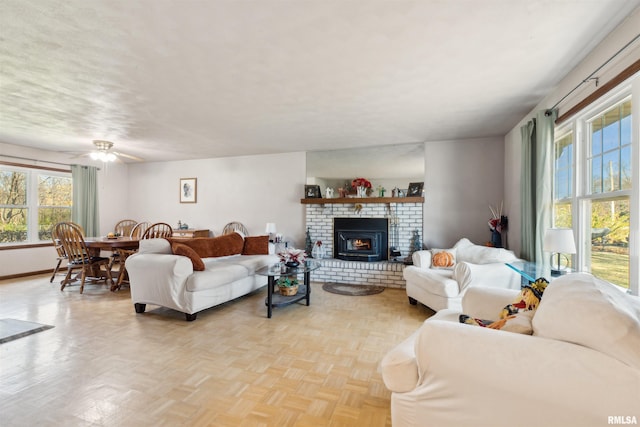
[84,236,140,291]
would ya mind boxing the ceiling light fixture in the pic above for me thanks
[90,140,117,162]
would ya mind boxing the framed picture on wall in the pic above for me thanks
[180,178,197,203]
[305,185,322,198]
[407,182,424,197]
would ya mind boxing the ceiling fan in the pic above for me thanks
[88,140,143,162]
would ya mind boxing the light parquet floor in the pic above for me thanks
[0,274,433,426]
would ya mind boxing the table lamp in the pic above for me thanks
[265,223,277,242]
[543,228,576,276]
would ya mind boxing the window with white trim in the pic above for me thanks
[0,165,72,244]
[553,95,632,290]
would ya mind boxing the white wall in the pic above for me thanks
[126,151,307,246]
[423,137,505,249]
[503,8,640,259]
[1,145,307,277]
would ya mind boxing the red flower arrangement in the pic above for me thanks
[351,178,372,189]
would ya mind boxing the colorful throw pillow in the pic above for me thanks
[431,248,456,269]
[242,235,269,255]
[459,277,549,334]
[172,243,205,271]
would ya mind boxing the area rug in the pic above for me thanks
[0,319,54,344]
[322,282,385,296]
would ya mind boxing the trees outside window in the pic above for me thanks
[0,166,71,244]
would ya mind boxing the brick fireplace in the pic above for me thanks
[303,200,423,288]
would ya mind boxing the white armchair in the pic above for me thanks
[403,238,521,311]
[381,273,640,427]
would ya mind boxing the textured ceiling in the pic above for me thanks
[0,0,638,163]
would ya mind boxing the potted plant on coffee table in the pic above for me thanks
[276,276,299,296]
[278,247,307,268]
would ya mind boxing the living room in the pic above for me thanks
[1,2,639,426]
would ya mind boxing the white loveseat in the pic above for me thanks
[403,238,521,311]
[126,237,279,321]
[381,273,640,427]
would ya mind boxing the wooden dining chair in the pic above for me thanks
[112,221,149,290]
[50,223,68,283]
[141,222,174,239]
[108,219,138,270]
[130,221,150,239]
[115,219,137,237]
[54,222,113,293]
[222,222,248,236]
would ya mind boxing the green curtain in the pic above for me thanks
[520,120,536,261]
[71,165,100,236]
[534,109,557,265]
[520,109,557,264]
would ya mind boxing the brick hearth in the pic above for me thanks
[304,201,423,288]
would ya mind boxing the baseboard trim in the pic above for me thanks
[0,269,52,281]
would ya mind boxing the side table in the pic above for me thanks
[506,261,574,286]
[256,260,321,318]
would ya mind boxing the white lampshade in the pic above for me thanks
[543,228,576,254]
[265,222,277,234]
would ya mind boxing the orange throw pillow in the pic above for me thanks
[172,243,205,271]
[243,235,269,255]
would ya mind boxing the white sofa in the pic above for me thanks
[126,237,279,321]
[381,273,640,427]
[403,238,521,311]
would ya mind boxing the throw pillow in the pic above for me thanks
[243,235,269,255]
[169,233,245,258]
[431,248,456,269]
[459,277,548,334]
[172,243,205,271]
[533,273,640,370]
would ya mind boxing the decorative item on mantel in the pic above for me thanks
[488,202,508,248]
[377,185,386,197]
[352,178,372,197]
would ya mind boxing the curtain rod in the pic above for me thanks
[0,154,100,170]
[545,32,640,116]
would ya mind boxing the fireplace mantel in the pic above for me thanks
[300,196,423,205]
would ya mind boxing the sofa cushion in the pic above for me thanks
[138,238,172,254]
[403,266,459,297]
[169,233,244,258]
[533,273,640,369]
[171,243,205,271]
[186,260,251,292]
[431,248,456,269]
[231,254,279,275]
[454,238,517,264]
[243,235,269,255]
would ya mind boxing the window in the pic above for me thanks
[586,99,631,289]
[552,131,574,268]
[0,165,72,244]
[553,96,633,290]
